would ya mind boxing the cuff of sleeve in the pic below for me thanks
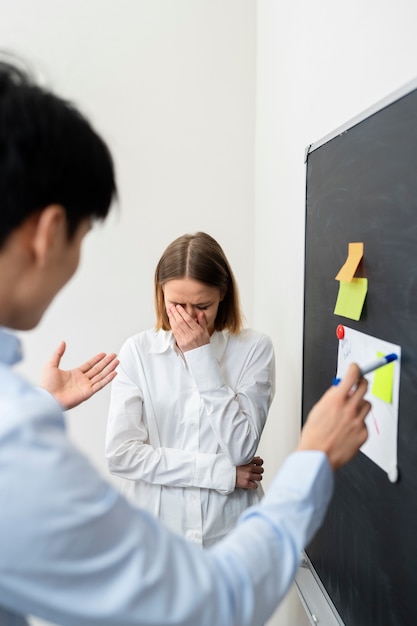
[36,386,64,411]
[185,344,224,391]
[194,453,236,494]
[262,450,333,510]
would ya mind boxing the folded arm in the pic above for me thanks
[105,365,236,494]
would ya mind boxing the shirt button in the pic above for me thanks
[190,421,195,427]
[190,493,196,501]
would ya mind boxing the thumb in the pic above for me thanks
[47,340,66,368]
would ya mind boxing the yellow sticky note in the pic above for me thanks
[372,351,395,403]
[335,242,364,282]
[334,278,368,320]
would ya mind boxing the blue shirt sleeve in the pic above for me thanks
[0,378,333,626]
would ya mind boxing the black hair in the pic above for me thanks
[0,55,117,247]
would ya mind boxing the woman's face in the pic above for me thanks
[162,277,223,335]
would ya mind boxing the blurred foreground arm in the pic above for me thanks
[2,363,370,626]
[40,341,119,410]
[211,363,371,623]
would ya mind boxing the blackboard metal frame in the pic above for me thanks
[295,553,344,625]
[298,75,417,626]
[305,76,417,157]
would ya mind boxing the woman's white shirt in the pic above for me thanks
[105,328,275,547]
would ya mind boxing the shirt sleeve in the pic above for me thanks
[210,450,334,625]
[105,347,236,495]
[0,383,333,626]
[184,333,275,465]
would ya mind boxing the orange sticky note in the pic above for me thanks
[335,242,364,282]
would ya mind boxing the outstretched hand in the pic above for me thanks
[40,341,119,410]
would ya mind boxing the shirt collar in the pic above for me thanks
[149,328,229,360]
[0,327,23,365]
[149,330,176,354]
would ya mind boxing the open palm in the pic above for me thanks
[41,341,119,410]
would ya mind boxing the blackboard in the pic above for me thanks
[302,79,417,626]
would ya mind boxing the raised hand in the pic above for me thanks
[297,363,370,470]
[236,456,264,490]
[40,341,119,410]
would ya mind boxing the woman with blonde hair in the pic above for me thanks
[105,232,275,547]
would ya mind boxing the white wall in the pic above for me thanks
[0,4,255,623]
[1,0,257,471]
[255,2,417,625]
[4,1,417,625]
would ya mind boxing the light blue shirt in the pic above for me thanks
[0,328,334,626]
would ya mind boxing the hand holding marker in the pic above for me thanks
[333,353,398,386]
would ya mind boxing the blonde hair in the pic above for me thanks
[154,232,243,333]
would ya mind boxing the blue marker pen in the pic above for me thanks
[333,353,398,386]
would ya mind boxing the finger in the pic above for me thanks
[252,456,263,466]
[359,419,369,446]
[91,369,118,393]
[167,307,190,335]
[94,352,118,371]
[351,409,369,449]
[79,352,112,375]
[172,305,195,328]
[167,308,188,342]
[174,305,204,333]
[88,355,119,382]
[250,462,264,472]
[166,306,179,330]
[337,363,361,396]
[350,376,369,403]
[196,311,208,330]
[252,466,264,475]
[167,305,182,321]
[177,304,201,324]
[357,399,372,423]
[45,340,66,368]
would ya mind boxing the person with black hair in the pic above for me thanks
[0,57,370,626]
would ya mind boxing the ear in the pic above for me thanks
[31,205,67,267]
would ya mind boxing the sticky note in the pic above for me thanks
[334,278,368,320]
[335,242,364,282]
[372,351,395,403]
